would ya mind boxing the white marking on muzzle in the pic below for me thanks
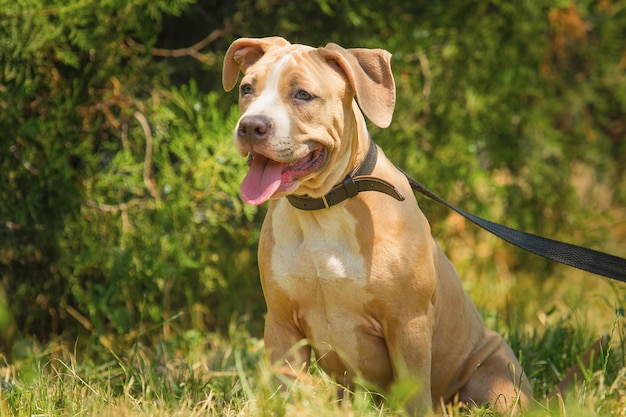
[237,55,293,144]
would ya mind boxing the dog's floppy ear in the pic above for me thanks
[222,37,291,92]
[320,43,395,128]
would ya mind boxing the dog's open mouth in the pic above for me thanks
[241,147,326,205]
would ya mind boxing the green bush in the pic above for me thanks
[64,84,264,338]
[0,0,262,344]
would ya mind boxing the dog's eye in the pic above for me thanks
[240,84,254,96]
[295,90,314,101]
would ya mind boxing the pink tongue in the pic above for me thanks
[241,154,285,205]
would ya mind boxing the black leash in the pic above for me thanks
[398,168,626,283]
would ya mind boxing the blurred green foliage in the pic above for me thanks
[1,0,625,349]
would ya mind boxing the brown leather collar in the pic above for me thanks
[286,140,405,210]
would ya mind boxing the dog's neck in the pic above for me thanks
[284,101,372,199]
[286,106,404,211]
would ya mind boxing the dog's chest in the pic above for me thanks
[268,202,368,288]
[263,201,392,381]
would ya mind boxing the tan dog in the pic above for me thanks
[223,36,532,414]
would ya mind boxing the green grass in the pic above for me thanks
[1,305,625,417]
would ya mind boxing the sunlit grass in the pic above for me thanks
[1,304,624,416]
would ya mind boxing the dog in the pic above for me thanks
[222,36,532,414]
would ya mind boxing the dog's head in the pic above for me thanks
[223,36,395,205]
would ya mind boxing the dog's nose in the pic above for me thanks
[237,115,272,141]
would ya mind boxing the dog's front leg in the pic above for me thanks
[385,312,434,416]
[264,309,311,381]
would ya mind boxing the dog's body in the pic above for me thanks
[223,37,532,414]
